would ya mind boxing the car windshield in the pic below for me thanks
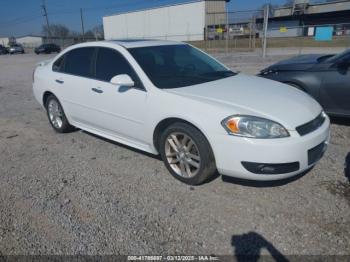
[326,49,350,62]
[128,44,236,89]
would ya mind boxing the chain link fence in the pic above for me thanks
[198,7,350,56]
[265,23,350,56]
[16,37,103,52]
[202,9,264,53]
[42,36,103,48]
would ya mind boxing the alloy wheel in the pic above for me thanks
[164,132,201,178]
[48,99,63,129]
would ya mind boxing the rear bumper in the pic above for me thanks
[211,116,330,181]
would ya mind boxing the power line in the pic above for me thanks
[0,0,176,27]
[48,0,172,16]
[0,13,41,26]
[0,0,182,33]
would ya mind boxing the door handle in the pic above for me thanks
[55,79,64,84]
[91,87,103,94]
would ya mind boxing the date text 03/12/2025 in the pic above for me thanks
[127,255,219,261]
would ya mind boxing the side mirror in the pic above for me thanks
[110,74,135,87]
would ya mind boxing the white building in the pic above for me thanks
[16,35,43,48]
[0,37,9,46]
[103,0,229,41]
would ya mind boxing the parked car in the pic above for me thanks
[33,41,330,185]
[35,43,61,54]
[0,45,8,55]
[8,44,24,54]
[259,49,350,118]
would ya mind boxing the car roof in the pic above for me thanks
[108,39,185,48]
[70,39,185,49]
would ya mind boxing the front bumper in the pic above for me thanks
[212,116,330,181]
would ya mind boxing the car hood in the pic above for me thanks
[165,74,322,130]
[263,54,329,72]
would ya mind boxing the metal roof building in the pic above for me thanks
[256,0,350,38]
[103,0,229,41]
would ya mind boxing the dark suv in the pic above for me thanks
[35,43,61,54]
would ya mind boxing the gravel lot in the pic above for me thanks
[0,52,349,257]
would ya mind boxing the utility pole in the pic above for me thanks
[80,8,85,41]
[41,0,51,38]
[262,4,269,58]
[225,5,229,54]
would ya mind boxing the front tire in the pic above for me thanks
[45,95,74,133]
[159,122,216,185]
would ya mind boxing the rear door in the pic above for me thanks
[320,56,350,115]
[51,47,101,128]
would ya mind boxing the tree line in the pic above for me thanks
[42,24,104,39]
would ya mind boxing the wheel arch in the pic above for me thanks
[42,91,55,107]
[152,117,212,154]
[280,71,323,99]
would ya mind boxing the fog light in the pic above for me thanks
[242,161,300,174]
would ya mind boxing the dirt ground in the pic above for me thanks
[0,51,349,257]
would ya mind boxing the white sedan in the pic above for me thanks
[33,40,330,185]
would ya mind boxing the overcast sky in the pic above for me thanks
[0,0,321,36]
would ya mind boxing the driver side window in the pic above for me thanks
[95,47,142,88]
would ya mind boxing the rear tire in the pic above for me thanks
[159,122,216,185]
[45,95,74,133]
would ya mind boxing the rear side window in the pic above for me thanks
[64,47,95,77]
[95,47,138,83]
[52,55,65,72]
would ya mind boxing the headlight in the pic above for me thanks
[221,115,290,138]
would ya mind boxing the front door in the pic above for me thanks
[87,47,149,145]
[320,57,350,116]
